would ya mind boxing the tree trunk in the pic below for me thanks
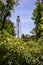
[1,14,8,30]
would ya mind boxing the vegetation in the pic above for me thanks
[0,20,16,35]
[0,0,43,65]
[0,0,18,30]
[0,29,43,65]
[32,0,43,39]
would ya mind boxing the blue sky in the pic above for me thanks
[10,0,36,35]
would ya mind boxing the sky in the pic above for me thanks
[10,0,36,35]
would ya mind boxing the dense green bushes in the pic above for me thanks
[0,30,43,65]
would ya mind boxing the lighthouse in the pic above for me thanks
[16,16,20,38]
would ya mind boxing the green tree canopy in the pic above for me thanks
[32,0,43,39]
[0,0,18,30]
[0,20,16,35]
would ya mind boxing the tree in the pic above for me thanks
[21,34,29,42]
[0,0,18,30]
[32,0,43,39]
[0,20,16,35]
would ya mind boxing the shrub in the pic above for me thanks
[0,29,43,65]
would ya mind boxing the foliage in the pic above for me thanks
[32,0,43,39]
[0,29,43,65]
[21,34,36,42]
[21,34,29,42]
[0,0,43,65]
[0,20,16,36]
[0,0,18,30]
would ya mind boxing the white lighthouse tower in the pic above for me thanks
[16,16,21,38]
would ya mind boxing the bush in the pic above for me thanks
[0,29,43,65]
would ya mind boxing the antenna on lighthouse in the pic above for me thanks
[16,16,21,38]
